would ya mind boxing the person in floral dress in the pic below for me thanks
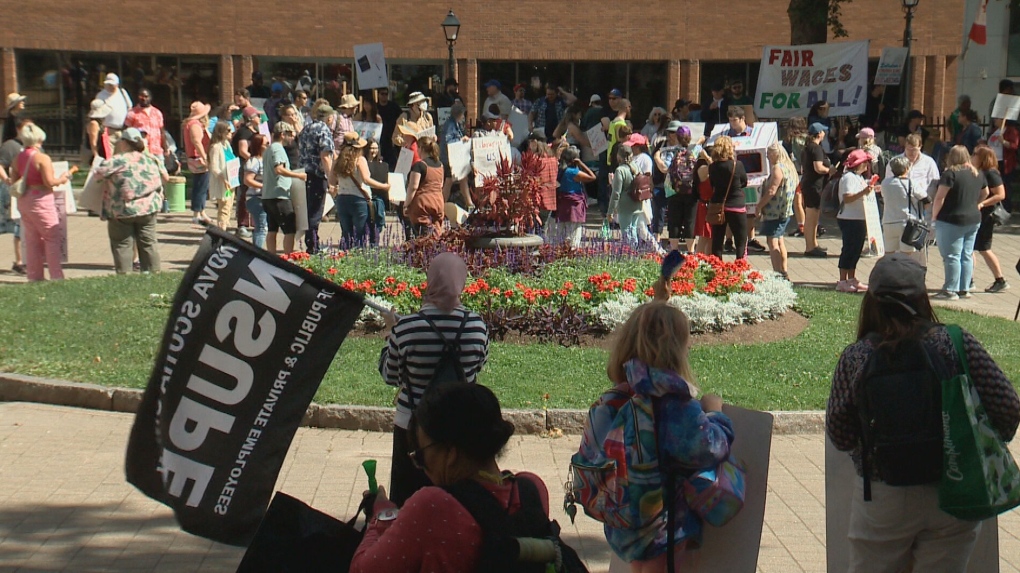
[91,127,167,273]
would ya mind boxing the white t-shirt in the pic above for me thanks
[96,88,133,128]
[633,153,654,175]
[482,92,513,118]
[884,153,940,199]
[837,172,868,220]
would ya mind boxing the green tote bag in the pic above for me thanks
[939,325,1020,521]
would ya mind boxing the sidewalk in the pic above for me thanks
[2,402,1020,572]
[1,206,1018,320]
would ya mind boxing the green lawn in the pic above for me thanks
[0,273,1017,411]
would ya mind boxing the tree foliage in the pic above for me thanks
[788,0,852,45]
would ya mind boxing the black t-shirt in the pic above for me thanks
[411,157,443,176]
[937,168,986,226]
[708,159,748,208]
[231,125,256,158]
[981,169,1002,215]
[801,141,830,195]
[368,159,389,201]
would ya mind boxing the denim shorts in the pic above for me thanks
[758,217,791,239]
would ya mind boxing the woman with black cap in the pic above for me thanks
[827,252,1019,573]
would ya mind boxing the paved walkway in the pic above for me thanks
[2,403,1020,573]
[1,201,1018,320]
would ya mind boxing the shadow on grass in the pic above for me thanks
[0,501,243,570]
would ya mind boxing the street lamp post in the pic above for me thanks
[901,0,920,119]
[441,10,461,82]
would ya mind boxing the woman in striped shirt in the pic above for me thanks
[379,253,489,506]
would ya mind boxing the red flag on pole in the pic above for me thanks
[969,0,988,45]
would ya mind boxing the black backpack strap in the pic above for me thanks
[856,332,884,502]
[406,310,468,409]
[444,478,522,572]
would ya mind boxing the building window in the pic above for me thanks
[1008,5,1020,77]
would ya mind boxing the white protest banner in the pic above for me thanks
[586,124,608,156]
[78,156,107,213]
[755,40,869,118]
[226,157,242,189]
[395,147,415,182]
[992,93,1020,120]
[874,47,910,86]
[509,109,530,147]
[438,107,452,128]
[680,122,706,144]
[863,190,885,257]
[472,135,512,186]
[352,121,383,142]
[610,406,774,573]
[387,172,407,203]
[354,43,388,91]
[825,437,999,573]
[290,168,309,234]
[416,126,436,140]
[447,140,472,180]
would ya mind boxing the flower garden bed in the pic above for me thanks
[283,242,797,346]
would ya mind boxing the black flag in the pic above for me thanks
[125,229,365,546]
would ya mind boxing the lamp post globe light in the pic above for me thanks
[442,10,461,82]
[901,0,920,119]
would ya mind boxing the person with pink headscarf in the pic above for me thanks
[379,253,490,506]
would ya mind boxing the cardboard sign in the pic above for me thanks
[824,437,999,573]
[874,47,910,86]
[351,121,383,142]
[863,191,885,257]
[447,140,472,180]
[609,406,774,573]
[586,124,609,156]
[755,40,870,118]
[387,172,407,203]
[354,43,388,91]
[437,107,452,128]
[991,93,1020,120]
[472,135,512,186]
[394,147,415,182]
[509,109,530,147]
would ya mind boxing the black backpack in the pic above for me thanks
[408,310,470,408]
[445,477,590,573]
[856,330,947,501]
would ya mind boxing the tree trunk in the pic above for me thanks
[788,0,829,45]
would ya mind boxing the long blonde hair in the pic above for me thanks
[945,145,978,175]
[767,142,799,190]
[334,144,362,179]
[607,302,696,390]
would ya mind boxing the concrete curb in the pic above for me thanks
[0,374,825,435]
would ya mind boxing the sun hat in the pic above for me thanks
[407,92,427,105]
[5,93,26,109]
[274,121,296,135]
[104,73,120,86]
[857,127,875,139]
[88,99,112,119]
[121,127,144,144]
[589,94,602,104]
[869,253,927,299]
[808,122,828,136]
[338,94,359,109]
[397,122,419,137]
[845,149,872,169]
[666,120,682,132]
[186,101,212,121]
[343,131,367,148]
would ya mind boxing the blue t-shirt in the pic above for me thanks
[559,167,584,195]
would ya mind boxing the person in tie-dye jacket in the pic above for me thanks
[572,302,734,572]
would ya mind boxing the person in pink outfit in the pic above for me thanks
[8,123,73,281]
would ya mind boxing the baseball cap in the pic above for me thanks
[590,94,602,104]
[271,82,285,94]
[104,73,120,86]
[121,127,144,143]
[242,106,259,119]
[869,253,927,300]
[666,120,682,132]
[626,133,648,148]
[845,149,872,169]
[808,122,828,136]
[484,79,502,90]
[608,88,623,99]
[857,127,875,139]
[514,83,526,93]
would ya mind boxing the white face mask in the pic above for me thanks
[419,102,428,112]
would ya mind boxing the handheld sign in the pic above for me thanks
[472,135,512,186]
[874,47,910,86]
[354,43,388,91]
[992,93,1020,120]
[447,140,472,180]
[387,173,407,203]
[586,124,609,156]
[351,121,383,142]
[395,147,414,182]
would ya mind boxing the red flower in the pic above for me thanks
[385,277,397,284]
[741,282,755,292]
[559,289,569,296]
[563,281,574,290]
[327,267,338,275]
[581,291,592,300]
[644,287,655,296]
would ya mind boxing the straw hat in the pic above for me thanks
[397,122,418,137]
[89,99,113,119]
[343,131,367,148]
[338,94,359,109]
[5,92,26,109]
[407,92,427,105]
[186,101,212,121]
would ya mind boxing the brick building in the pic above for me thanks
[0,0,963,149]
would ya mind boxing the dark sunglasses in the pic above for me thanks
[408,442,440,470]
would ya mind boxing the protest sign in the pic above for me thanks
[125,229,366,546]
[863,191,885,257]
[354,43,388,91]
[609,406,774,573]
[78,156,107,213]
[290,170,308,235]
[825,437,999,573]
[509,109,530,147]
[991,93,1020,120]
[472,135,512,186]
[874,47,910,86]
[226,157,241,189]
[447,140,472,180]
[586,124,608,156]
[387,173,406,203]
[351,121,383,142]
[52,161,74,261]
[395,147,415,182]
[680,122,706,144]
[755,40,869,118]
[416,126,436,140]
